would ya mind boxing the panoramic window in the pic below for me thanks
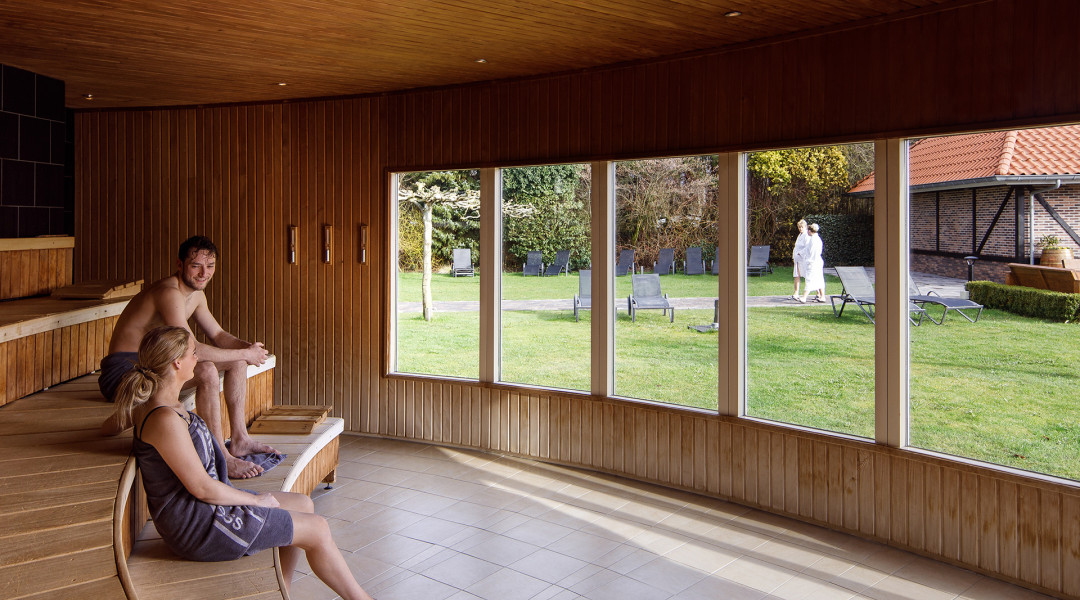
[744,143,876,437]
[393,170,481,379]
[903,126,1080,481]
[499,164,592,391]
[612,156,719,409]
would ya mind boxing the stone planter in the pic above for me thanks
[1039,247,1073,266]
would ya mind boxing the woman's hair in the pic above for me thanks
[797,219,808,229]
[114,326,191,430]
[809,223,820,233]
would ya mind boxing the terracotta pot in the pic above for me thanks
[1039,247,1073,266]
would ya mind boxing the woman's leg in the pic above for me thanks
[289,510,373,600]
[269,492,314,589]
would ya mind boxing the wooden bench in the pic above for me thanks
[0,236,75,301]
[1005,262,1080,294]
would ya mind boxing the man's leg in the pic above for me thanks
[216,360,280,459]
[192,361,262,479]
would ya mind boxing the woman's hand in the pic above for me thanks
[254,493,281,508]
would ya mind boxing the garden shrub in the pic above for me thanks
[966,280,1080,321]
[804,213,873,267]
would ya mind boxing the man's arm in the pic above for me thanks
[186,295,269,366]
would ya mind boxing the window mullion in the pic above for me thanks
[591,161,615,397]
[480,168,502,383]
[719,152,746,417]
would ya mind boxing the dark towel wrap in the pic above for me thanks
[99,351,139,401]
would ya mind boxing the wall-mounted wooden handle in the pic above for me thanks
[322,225,332,263]
[288,226,298,264]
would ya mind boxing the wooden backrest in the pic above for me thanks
[0,237,74,300]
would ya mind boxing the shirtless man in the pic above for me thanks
[100,236,278,479]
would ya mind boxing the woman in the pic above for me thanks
[799,223,826,303]
[791,219,809,300]
[115,326,374,600]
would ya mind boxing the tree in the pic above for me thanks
[502,164,592,271]
[398,181,479,321]
[746,146,852,261]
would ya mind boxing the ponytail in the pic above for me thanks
[112,326,191,430]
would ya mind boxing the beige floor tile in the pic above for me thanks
[892,556,981,595]
[715,556,799,594]
[828,563,890,594]
[344,550,399,585]
[313,491,362,517]
[664,538,741,574]
[288,574,340,600]
[768,572,857,600]
[445,591,485,600]
[672,575,768,600]
[860,573,957,600]
[393,490,462,516]
[466,567,550,600]
[576,512,650,542]
[434,500,505,526]
[501,517,575,547]
[510,547,589,583]
[396,515,478,545]
[332,519,393,551]
[581,572,669,600]
[547,530,624,563]
[358,505,427,532]
[752,538,835,572]
[421,552,502,589]
[334,479,394,502]
[359,532,438,565]
[604,546,663,575]
[565,567,625,595]
[957,577,1059,600]
[459,531,541,566]
[624,556,709,595]
[374,572,459,600]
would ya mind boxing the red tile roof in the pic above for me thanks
[849,124,1080,194]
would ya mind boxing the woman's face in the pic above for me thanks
[798,223,807,233]
[178,335,198,382]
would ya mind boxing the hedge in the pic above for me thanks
[966,280,1080,322]
[803,213,873,267]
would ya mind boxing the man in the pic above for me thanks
[100,236,277,479]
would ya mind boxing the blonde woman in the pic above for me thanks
[791,219,809,299]
[115,326,374,600]
[799,223,826,303]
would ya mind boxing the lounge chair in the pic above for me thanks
[654,248,676,275]
[545,249,571,276]
[522,251,543,276]
[684,247,705,275]
[452,248,474,277]
[616,249,636,276]
[628,273,674,323]
[573,269,591,321]
[747,245,772,276]
[831,266,926,326]
[711,250,720,276]
[909,275,983,324]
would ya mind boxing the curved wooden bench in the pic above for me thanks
[120,416,344,600]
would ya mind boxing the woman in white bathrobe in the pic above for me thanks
[799,223,826,303]
[791,219,809,300]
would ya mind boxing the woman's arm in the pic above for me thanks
[141,410,279,508]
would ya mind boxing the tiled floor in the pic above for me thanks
[291,434,1054,600]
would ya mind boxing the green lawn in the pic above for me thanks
[396,266,839,302]
[398,305,1080,481]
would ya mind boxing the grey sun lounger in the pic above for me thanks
[654,248,675,275]
[522,251,543,276]
[573,269,591,321]
[628,273,674,323]
[616,249,636,276]
[545,249,570,276]
[747,245,772,276]
[831,266,926,326]
[909,275,983,324]
[684,247,705,275]
[452,248,475,277]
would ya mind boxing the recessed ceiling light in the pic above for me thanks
[81,93,94,100]
[724,10,742,17]
[475,58,487,64]
[276,82,287,86]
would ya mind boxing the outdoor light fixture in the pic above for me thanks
[288,226,298,264]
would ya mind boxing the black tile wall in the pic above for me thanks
[0,63,68,237]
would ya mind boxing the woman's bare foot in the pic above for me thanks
[230,435,281,457]
[226,455,263,479]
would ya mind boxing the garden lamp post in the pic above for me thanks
[964,256,978,282]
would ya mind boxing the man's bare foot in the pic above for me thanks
[230,436,281,457]
[226,455,263,479]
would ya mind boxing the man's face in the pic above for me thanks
[177,250,216,291]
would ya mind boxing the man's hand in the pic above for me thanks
[244,342,269,366]
[253,492,280,508]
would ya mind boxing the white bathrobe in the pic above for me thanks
[792,232,810,277]
[804,234,825,291]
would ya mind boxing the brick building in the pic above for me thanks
[851,126,1080,282]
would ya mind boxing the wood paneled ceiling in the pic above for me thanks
[0,0,961,109]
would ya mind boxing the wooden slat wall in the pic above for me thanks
[0,315,116,407]
[73,1,1080,597]
[0,247,73,300]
